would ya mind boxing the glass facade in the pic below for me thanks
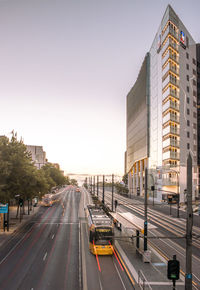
[126,5,198,201]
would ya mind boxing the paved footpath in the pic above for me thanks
[0,203,40,248]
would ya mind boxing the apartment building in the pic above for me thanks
[26,145,47,169]
[126,5,198,202]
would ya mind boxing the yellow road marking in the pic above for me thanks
[114,247,135,286]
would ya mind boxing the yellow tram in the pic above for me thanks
[86,205,114,255]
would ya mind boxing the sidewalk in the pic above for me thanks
[0,203,40,248]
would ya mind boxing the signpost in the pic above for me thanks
[0,203,8,214]
[0,204,9,232]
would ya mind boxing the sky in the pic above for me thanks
[0,0,200,176]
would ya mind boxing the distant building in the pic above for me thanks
[126,5,198,202]
[26,145,47,169]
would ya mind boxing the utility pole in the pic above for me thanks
[185,153,193,290]
[111,174,114,212]
[102,175,105,204]
[144,167,148,251]
[97,176,99,198]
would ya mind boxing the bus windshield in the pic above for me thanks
[95,227,113,245]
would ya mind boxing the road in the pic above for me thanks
[0,187,134,290]
[97,187,200,289]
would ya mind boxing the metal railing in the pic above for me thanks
[138,270,152,290]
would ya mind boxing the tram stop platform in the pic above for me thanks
[110,212,185,289]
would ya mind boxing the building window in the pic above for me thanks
[187,131,190,138]
[186,75,189,81]
[187,86,189,92]
[186,36,189,48]
[193,58,196,65]
[193,90,197,97]
[187,143,190,150]
[193,112,197,118]
[193,69,196,75]
[193,79,196,86]
[186,52,189,59]
[193,123,197,129]
[186,63,189,70]
[187,97,190,104]
[187,120,190,126]
[187,108,190,115]
[193,101,197,107]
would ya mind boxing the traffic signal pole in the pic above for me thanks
[185,153,193,289]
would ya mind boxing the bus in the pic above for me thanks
[86,205,114,255]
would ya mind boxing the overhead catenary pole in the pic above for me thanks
[102,175,105,204]
[111,174,114,212]
[144,167,148,251]
[93,176,95,195]
[185,153,193,290]
[177,171,180,218]
[97,176,99,198]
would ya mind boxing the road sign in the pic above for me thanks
[0,203,8,213]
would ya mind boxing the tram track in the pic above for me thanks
[97,189,200,289]
[99,190,200,249]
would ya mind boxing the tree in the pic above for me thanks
[115,182,129,196]
[122,173,128,186]
[40,163,69,190]
[70,178,78,186]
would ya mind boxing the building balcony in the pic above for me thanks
[162,37,179,54]
[162,100,179,113]
[163,137,180,149]
[162,87,179,101]
[162,26,179,43]
[163,125,179,136]
[163,112,179,124]
[163,151,180,160]
[162,62,179,77]
[162,51,179,66]
[162,177,177,186]
[162,75,179,90]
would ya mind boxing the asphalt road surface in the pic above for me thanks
[0,187,134,290]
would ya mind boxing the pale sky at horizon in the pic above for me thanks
[1,0,200,176]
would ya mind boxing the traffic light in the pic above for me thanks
[19,198,23,207]
[167,259,180,280]
[151,186,155,191]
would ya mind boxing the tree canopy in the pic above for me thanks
[0,134,69,203]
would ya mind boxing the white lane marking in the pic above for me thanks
[113,261,126,290]
[0,223,35,265]
[51,234,55,240]
[80,222,88,290]
[43,252,48,261]
[98,275,103,290]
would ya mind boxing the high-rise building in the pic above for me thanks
[197,44,200,194]
[126,5,198,202]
